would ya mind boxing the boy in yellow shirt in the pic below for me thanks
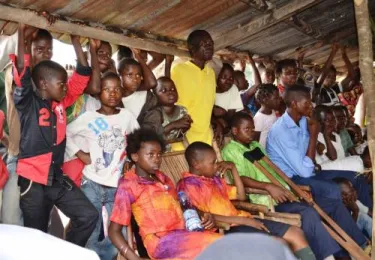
[171,30,219,145]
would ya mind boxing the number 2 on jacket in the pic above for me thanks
[39,108,51,127]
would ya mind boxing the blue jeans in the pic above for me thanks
[81,176,118,260]
[357,212,372,239]
[1,155,23,225]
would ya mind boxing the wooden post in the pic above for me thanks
[0,3,189,57]
[353,0,375,254]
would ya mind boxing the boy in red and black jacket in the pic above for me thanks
[11,24,98,247]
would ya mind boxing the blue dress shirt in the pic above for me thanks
[266,112,315,178]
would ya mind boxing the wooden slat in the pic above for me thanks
[214,0,322,50]
[0,3,189,57]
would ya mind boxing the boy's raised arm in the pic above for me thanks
[165,55,174,78]
[132,48,157,91]
[62,35,92,108]
[147,51,165,71]
[317,43,338,85]
[0,25,38,72]
[11,24,34,110]
[340,46,356,92]
[71,35,88,67]
[85,39,102,95]
[247,53,261,87]
[16,24,27,73]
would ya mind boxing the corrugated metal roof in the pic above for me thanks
[1,0,374,71]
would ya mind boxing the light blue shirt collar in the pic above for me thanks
[282,112,308,132]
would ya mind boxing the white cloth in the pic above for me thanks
[316,132,364,172]
[64,95,101,162]
[0,224,100,260]
[0,32,17,72]
[215,85,243,112]
[356,200,369,214]
[122,90,147,119]
[66,109,139,187]
[355,141,368,155]
[254,110,278,148]
[85,95,101,112]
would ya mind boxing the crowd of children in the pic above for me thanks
[0,18,372,260]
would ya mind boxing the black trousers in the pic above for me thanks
[19,175,98,247]
[224,219,289,237]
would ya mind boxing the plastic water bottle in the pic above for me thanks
[178,191,204,232]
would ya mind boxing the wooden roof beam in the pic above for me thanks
[239,0,269,12]
[0,3,189,57]
[214,0,322,50]
[285,15,322,39]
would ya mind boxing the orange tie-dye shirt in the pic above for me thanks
[111,169,185,237]
[110,169,221,260]
[177,172,251,218]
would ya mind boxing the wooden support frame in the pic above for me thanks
[353,0,375,254]
[0,3,189,57]
[214,0,322,50]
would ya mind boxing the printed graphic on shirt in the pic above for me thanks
[94,124,126,173]
[55,105,65,124]
[38,108,51,127]
[88,117,109,135]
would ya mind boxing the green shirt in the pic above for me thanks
[222,140,290,207]
[339,129,354,156]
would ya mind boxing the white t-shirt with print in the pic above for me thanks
[215,85,243,112]
[122,90,147,119]
[66,109,139,187]
[254,110,278,148]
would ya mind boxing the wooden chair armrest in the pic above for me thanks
[245,187,270,195]
[254,215,301,227]
[232,201,270,214]
[257,212,302,227]
[266,211,301,220]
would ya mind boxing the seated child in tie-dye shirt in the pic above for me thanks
[177,142,316,260]
[109,129,221,260]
